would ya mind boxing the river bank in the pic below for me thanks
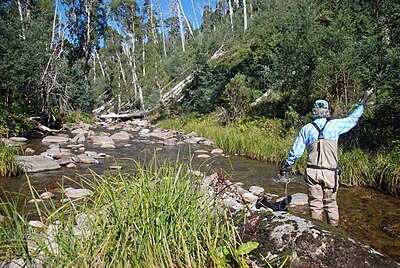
[0,118,399,266]
[155,115,400,196]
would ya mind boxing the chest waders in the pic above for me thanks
[306,120,340,193]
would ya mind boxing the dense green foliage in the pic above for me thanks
[0,141,23,177]
[0,159,266,267]
[1,0,399,190]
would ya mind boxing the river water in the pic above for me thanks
[1,125,399,262]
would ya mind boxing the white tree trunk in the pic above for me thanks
[50,0,58,50]
[177,3,185,52]
[95,50,106,78]
[178,0,193,36]
[228,0,234,32]
[159,6,167,56]
[17,0,26,40]
[190,0,199,29]
[142,38,146,77]
[116,51,127,87]
[243,0,247,31]
[149,0,158,44]
[243,0,248,31]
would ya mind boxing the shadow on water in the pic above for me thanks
[0,126,399,262]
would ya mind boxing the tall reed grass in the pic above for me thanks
[0,141,24,177]
[0,158,262,267]
[157,116,400,196]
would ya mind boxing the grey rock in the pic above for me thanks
[42,135,69,144]
[9,137,27,143]
[46,148,72,159]
[16,156,61,172]
[242,192,259,204]
[66,163,78,169]
[255,211,399,268]
[109,165,123,170]
[73,154,99,164]
[211,148,224,154]
[71,134,86,144]
[65,188,93,199]
[110,131,131,141]
[163,138,178,146]
[71,128,89,135]
[249,186,265,196]
[197,154,211,159]
[56,158,72,166]
[40,192,54,200]
[8,259,25,268]
[194,149,209,154]
[90,136,115,146]
[277,193,308,207]
[25,148,35,155]
[28,220,44,229]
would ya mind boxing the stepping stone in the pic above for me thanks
[15,156,61,172]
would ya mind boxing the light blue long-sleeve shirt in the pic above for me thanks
[285,104,365,167]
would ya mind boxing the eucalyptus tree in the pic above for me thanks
[109,0,144,110]
[61,0,107,79]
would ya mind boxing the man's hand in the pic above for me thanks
[280,164,291,176]
[360,88,374,105]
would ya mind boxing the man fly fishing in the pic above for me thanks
[280,88,374,227]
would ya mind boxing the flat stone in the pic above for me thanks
[109,165,123,170]
[25,148,35,155]
[73,154,99,164]
[194,149,209,154]
[66,163,78,169]
[71,134,86,144]
[242,192,259,204]
[28,220,44,229]
[277,193,308,206]
[40,191,55,200]
[85,151,98,157]
[90,136,115,146]
[9,137,27,143]
[101,144,116,149]
[46,148,73,159]
[8,258,25,268]
[110,131,131,141]
[197,154,211,159]
[42,136,69,144]
[65,188,93,199]
[163,138,178,146]
[71,128,89,135]
[16,156,61,172]
[249,186,265,196]
[56,158,72,166]
[211,148,224,154]
[139,128,151,135]
[66,144,84,149]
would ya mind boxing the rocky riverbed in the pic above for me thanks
[1,118,399,267]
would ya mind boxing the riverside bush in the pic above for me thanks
[0,141,23,177]
[0,158,263,267]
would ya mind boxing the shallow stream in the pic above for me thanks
[1,125,399,262]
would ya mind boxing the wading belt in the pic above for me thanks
[308,120,339,193]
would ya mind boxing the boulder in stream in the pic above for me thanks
[110,131,131,141]
[250,211,399,268]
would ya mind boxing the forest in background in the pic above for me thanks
[1,0,399,153]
